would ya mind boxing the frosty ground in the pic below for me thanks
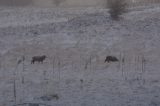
[0,5,160,106]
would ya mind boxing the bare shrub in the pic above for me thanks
[107,0,127,20]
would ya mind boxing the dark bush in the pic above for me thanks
[107,0,127,20]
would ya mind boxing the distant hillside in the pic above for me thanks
[0,0,32,6]
[0,0,159,7]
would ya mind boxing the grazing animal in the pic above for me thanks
[105,56,119,63]
[31,55,46,64]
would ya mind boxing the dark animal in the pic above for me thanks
[31,55,46,64]
[105,56,119,63]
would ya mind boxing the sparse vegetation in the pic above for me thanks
[1,4,160,106]
[107,0,127,20]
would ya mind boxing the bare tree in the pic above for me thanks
[107,0,127,20]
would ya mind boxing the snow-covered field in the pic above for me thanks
[0,6,160,106]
